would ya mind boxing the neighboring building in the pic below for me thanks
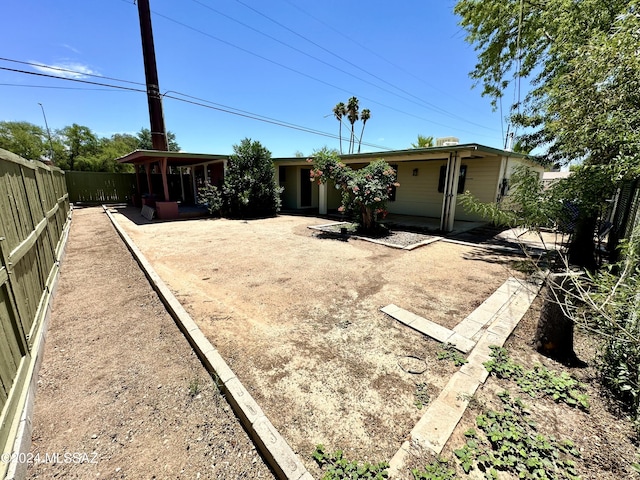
[542,171,571,189]
[273,143,543,232]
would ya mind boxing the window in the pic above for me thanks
[279,166,286,183]
[438,165,467,194]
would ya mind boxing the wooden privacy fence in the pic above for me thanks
[65,171,194,204]
[0,148,70,477]
[65,171,137,204]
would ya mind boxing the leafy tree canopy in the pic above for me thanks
[0,121,182,172]
[136,127,180,152]
[411,135,434,149]
[222,138,281,218]
[0,121,49,160]
[455,0,639,166]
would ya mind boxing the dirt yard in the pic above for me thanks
[111,208,528,475]
[28,207,274,479]
[29,206,639,479]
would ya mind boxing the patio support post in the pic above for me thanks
[179,167,185,202]
[160,157,170,201]
[203,163,210,185]
[145,161,153,195]
[440,151,461,232]
[319,183,327,215]
[135,164,141,196]
[192,167,198,204]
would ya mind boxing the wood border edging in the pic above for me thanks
[102,206,313,480]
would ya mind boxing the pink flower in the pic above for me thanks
[306,158,313,163]
[338,206,345,212]
[374,197,381,202]
[353,186,360,192]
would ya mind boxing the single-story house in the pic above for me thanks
[273,143,544,232]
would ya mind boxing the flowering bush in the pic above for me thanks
[309,147,399,231]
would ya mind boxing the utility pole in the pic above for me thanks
[137,0,168,151]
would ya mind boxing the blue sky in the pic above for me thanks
[1,0,513,157]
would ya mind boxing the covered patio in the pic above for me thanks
[117,150,228,219]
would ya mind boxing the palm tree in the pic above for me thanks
[410,134,434,148]
[333,102,346,154]
[357,109,371,153]
[346,96,359,154]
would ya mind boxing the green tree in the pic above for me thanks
[346,96,359,154]
[57,123,99,171]
[222,138,281,218]
[309,147,399,232]
[455,0,637,164]
[332,102,347,154]
[89,133,138,172]
[455,0,639,268]
[0,121,48,160]
[410,135,434,149]
[136,127,180,151]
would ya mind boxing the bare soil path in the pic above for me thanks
[28,206,274,479]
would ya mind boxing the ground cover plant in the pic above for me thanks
[454,391,581,479]
[313,445,389,479]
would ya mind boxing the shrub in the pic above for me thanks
[222,138,282,218]
[197,183,223,216]
[309,147,398,232]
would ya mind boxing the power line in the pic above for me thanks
[0,65,392,150]
[141,7,497,137]
[0,83,125,92]
[0,57,146,86]
[229,0,493,130]
[0,66,147,93]
[281,0,470,105]
[192,0,488,130]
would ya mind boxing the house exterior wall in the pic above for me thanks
[273,147,543,223]
[387,160,446,217]
[280,165,319,209]
[279,166,298,209]
[454,157,502,221]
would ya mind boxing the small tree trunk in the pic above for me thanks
[535,274,578,363]
[568,215,598,270]
[360,206,373,231]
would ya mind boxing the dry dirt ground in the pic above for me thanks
[27,207,274,479]
[108,206,640,479]
[28,205,639,480]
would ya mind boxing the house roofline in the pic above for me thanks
[273,144,540,164]
[116,149,229,165]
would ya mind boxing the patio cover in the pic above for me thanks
[116,149,228,201]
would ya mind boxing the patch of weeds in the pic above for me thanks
[411,457,457,479]
[188,376,201,397]
[484,346,589,410]
[414,382,431,410]
[454,391,581,480]
[437,343,469,367]
[510,258,538,275]
[313,444,388,479]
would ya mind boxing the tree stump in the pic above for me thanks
[535,274,580,364]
